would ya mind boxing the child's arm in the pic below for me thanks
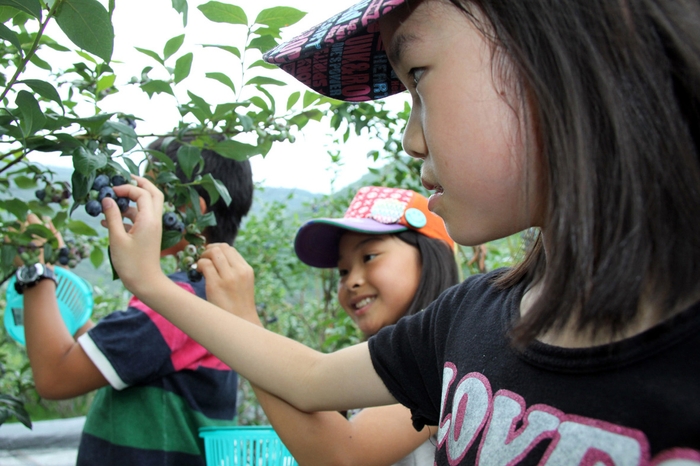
[20,215,107,399]
[103,177,397,412]
[199,244,434,466]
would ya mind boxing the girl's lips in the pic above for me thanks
[428,191,443,212]
[351,296,376,316]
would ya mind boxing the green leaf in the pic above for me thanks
[95,74,115,94]
[72,113,113,134]
[254,6,305,29]
[71,170,93,202]
[198,1,246,25]
[75,49,97,63]
[141,80,174,97]
[67,219,98,236]
[202,44,240,58]
[196,211,217,228]
[101,120,137,152]
[0,0,41,19]
[176,144,202,179]
[15,90,45,136]
[29,53,51,70]
[13,175,36,189]
[171,0,187,26]
[163,34,184,61]
[173,52,193,84]
[186,91,212,118]
[247,35,277,53]
[24,223,53,239]
[245,76,286,87]
[213,139,259,161]
[72,146,108,176]
[90,245,104,268]
[53,211,68,229]
[247,59,277,71]
[54,0,114,62]
[200,173,231,206]
[0,22,22,51]
[135,47,163,65]
[248,95,268,111]
[286,91,300,110]
[18,79,63,110]
[0,199,28,219]
[205,72,236,94]
[161,230,183,250]
[122,156,140,175]
[146,149,176,172]
[303,91,319,108]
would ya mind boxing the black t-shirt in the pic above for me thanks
[368,269,700,465]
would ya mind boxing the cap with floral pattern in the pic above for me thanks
[295,186,454,268]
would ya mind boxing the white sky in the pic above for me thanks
[26,0,409,194]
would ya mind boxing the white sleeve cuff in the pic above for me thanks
[78,333,129,390]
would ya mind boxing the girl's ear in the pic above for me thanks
[199,196,208,214]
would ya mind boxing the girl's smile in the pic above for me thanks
[337,233,422,336]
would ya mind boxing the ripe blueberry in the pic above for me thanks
[98,186,117,202]
[116,197,130,213]
[92,174,110,191]
[85,200,102,217]
[35,189,46,201]
[58,255,70,265]
[187,268,203,282]
[111,175,126,186]
[162,212,179,230]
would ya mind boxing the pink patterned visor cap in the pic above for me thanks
[263,0,407,102]
[295,186,454,268]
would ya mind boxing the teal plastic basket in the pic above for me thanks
[199,426,297,466]
[4,267,93,345]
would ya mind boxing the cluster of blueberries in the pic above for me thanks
[56,239,91,267]
[35,181,71,207]
[175,244,205,282]
[162,211,186,234]
[85,174,131,217]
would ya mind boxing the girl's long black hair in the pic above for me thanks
[448,0,700,343]
[395,230,460,317]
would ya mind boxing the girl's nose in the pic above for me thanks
[345,267,365,289]
[402,104,427,159]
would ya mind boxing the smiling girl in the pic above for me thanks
[202,186,458,466]
[103,0,700,462]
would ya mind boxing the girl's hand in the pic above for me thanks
[198,243,261,326]
[102,175,166,295]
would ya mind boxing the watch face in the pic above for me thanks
[18,264,40,283]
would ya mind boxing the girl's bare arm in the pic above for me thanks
[102,177,397,412]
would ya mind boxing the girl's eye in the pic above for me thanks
[338,269,348,277]
[408,68,425,87]
[363,253,378,263]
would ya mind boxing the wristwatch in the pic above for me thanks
[14,263,57,295]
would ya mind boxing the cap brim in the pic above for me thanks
[263,0,407,102]
[294,218,407,268]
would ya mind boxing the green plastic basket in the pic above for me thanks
[199,426,297,466]
[4,267,93,345]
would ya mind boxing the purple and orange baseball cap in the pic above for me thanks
[263,0,408,102]
[295,186,454,268]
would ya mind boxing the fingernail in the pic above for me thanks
[102,198,114,210]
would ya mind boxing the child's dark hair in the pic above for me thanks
[450,0,700,343]
[395,230,460,317]
[148,135,254,245]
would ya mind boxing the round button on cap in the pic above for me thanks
[405,208,427,228]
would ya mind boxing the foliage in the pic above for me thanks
[0,0,339,427]
[0,0,527,429]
